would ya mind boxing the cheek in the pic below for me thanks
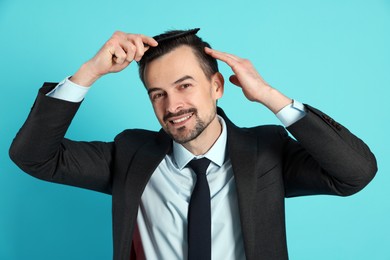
[203,86,219,106]
[151,103,164,121]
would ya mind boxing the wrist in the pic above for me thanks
[71,62,101,87]
[255,86,292,114]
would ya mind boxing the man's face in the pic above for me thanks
[144,45,223,144]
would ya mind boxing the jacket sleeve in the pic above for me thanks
[282,105,377,197]
[9,83,114,194]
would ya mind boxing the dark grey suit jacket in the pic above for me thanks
[10,83,377,259]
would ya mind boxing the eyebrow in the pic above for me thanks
[147,75,195,95]
[147,87,163,95]
[172,75,195,85]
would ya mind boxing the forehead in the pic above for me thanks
[144,45,206,88]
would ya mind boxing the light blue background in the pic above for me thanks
[1,0,389,259]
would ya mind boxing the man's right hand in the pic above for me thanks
[71,31,158,87]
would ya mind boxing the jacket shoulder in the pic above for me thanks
[241,124,288,138]
[115,129,159,143]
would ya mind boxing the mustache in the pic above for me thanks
[163,108,197,121]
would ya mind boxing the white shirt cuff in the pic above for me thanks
[276,100,307,127]
[46,77,90,102]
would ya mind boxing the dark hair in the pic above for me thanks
[138,29,219,86]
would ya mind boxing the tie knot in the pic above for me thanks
[188,157,211,176]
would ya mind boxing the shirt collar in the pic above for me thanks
[173,115,227,170]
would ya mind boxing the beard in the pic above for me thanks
[163,107,216,144]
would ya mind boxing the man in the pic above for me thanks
[10,29,377,260]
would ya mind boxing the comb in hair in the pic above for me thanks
[154,28,200,43]
[144,28,200,47]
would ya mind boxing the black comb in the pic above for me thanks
[154,28,200,43]
[144,28,200,47]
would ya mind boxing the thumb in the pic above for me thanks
[229,75,242,87]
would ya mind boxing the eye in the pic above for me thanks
[180,83,191,89]
[151,92,166,101]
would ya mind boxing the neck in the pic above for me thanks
[182,116,222,156]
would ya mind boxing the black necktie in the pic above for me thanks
[187,157,212,260]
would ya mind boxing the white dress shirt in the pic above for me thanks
[47,78,306,259]
[133,115,246,259]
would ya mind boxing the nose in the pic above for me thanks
[165,93,184,114]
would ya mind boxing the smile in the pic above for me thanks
[168,113,194,125]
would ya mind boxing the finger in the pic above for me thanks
[205,47,241,67]
[229,75,242,87]
[205,47,241,61]
[121,41,136,62]
[133,38,147,62]
[106,32,133,64]
[111,44,128,64]
[128,34,158,48]
[140,34,158,47]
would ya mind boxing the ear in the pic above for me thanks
[211,72,224,99]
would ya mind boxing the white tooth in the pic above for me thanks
[173,115,190,123]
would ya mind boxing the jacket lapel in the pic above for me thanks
[116,129,172,259]
[128,129,172,187]
[218,108,258,258]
